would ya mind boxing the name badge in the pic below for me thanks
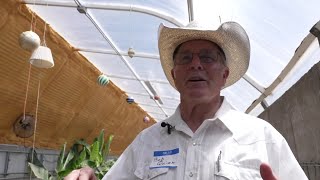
[150,148,179,169]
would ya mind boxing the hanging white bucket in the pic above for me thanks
[29,46,54,68]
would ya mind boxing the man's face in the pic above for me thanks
[171,40,229,102]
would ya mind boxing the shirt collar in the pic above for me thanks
[165,97,236,137]
[217,99,257,143]
[166,106,193,136]
[211,97,235,120]
[161,97,258,143]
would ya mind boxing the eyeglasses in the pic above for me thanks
[174,51,222,65]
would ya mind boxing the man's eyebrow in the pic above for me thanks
[177,49,192,53]
[180,49,218,53]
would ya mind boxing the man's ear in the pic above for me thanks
[223,67,229,80]
[171,69,175,79]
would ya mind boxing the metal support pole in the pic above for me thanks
[3,152,9,177]
[187,0,194,22]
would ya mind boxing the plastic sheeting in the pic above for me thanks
[26,0,320,121]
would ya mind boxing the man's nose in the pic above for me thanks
[189,54,203,70]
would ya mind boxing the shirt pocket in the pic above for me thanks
[214,161,262,180]
[134,167,169,180]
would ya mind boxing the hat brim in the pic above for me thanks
[158,21,250,89]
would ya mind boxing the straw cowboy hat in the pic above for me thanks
[158,21,250,89]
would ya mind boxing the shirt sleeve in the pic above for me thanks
[278,138,308,180]
[264,121,308,180]
[102,134,142,180]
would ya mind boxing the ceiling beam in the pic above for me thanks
[246,31,317,113]
[70,1,169,116]
[79,48,159,60]
[107,74,170,85]
[24,0,269,107]
[187,0,194,22]
[23,0,184,27]
[126,91,180,101]
[138,102,176,110]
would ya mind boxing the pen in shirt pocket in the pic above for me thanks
[217,150,222,172]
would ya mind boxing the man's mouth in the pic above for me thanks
[187,77,206,82]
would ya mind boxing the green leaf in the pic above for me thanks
[28,163,49,180]
[97,164,109,173]
[78,149,87,164]
[80,160,96,168]
[70,143,81,158]
[52,130,116,180]
[79,159,90,168]
[103,134,114,159]
[95,166,106,179]
[62,150,75,170]
[87,160,96,168]
[57,169,73,179]
[68,149,86,170]
[27,148,44,168]
[76,139,91,153]
[56,143,66,172]
[49,176,57,180]
[67,145,81,170]
[103,159,117,171]
[90,141,100,165]
[98,129,105,153]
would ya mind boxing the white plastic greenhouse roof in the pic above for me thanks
[24,0,320,121]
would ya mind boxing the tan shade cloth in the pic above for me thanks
[0,0,155,155]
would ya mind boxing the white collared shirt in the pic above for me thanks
[103,98,307,180]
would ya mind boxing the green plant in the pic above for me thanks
[28,129,116,180]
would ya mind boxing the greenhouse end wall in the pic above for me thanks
[259,62,320,180]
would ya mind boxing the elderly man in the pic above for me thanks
[65,21,307,180]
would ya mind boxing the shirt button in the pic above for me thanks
[189,172,193,177]
[192,142,197,146]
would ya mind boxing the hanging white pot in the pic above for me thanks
[19,31,40,51]
[29,46,54,68]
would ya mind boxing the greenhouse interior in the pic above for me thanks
[0,0,319,179]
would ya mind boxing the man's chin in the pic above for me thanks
[186,91,210,101]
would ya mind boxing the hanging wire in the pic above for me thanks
[30,0,37,31]
[23,64,32,127]
[30,13,34,31]
[42,20,47,47]
[26,2,37,176]
[130,3,133,48]
[23,64,32,150]
[42,2,48,47]
[29,80,41,180]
